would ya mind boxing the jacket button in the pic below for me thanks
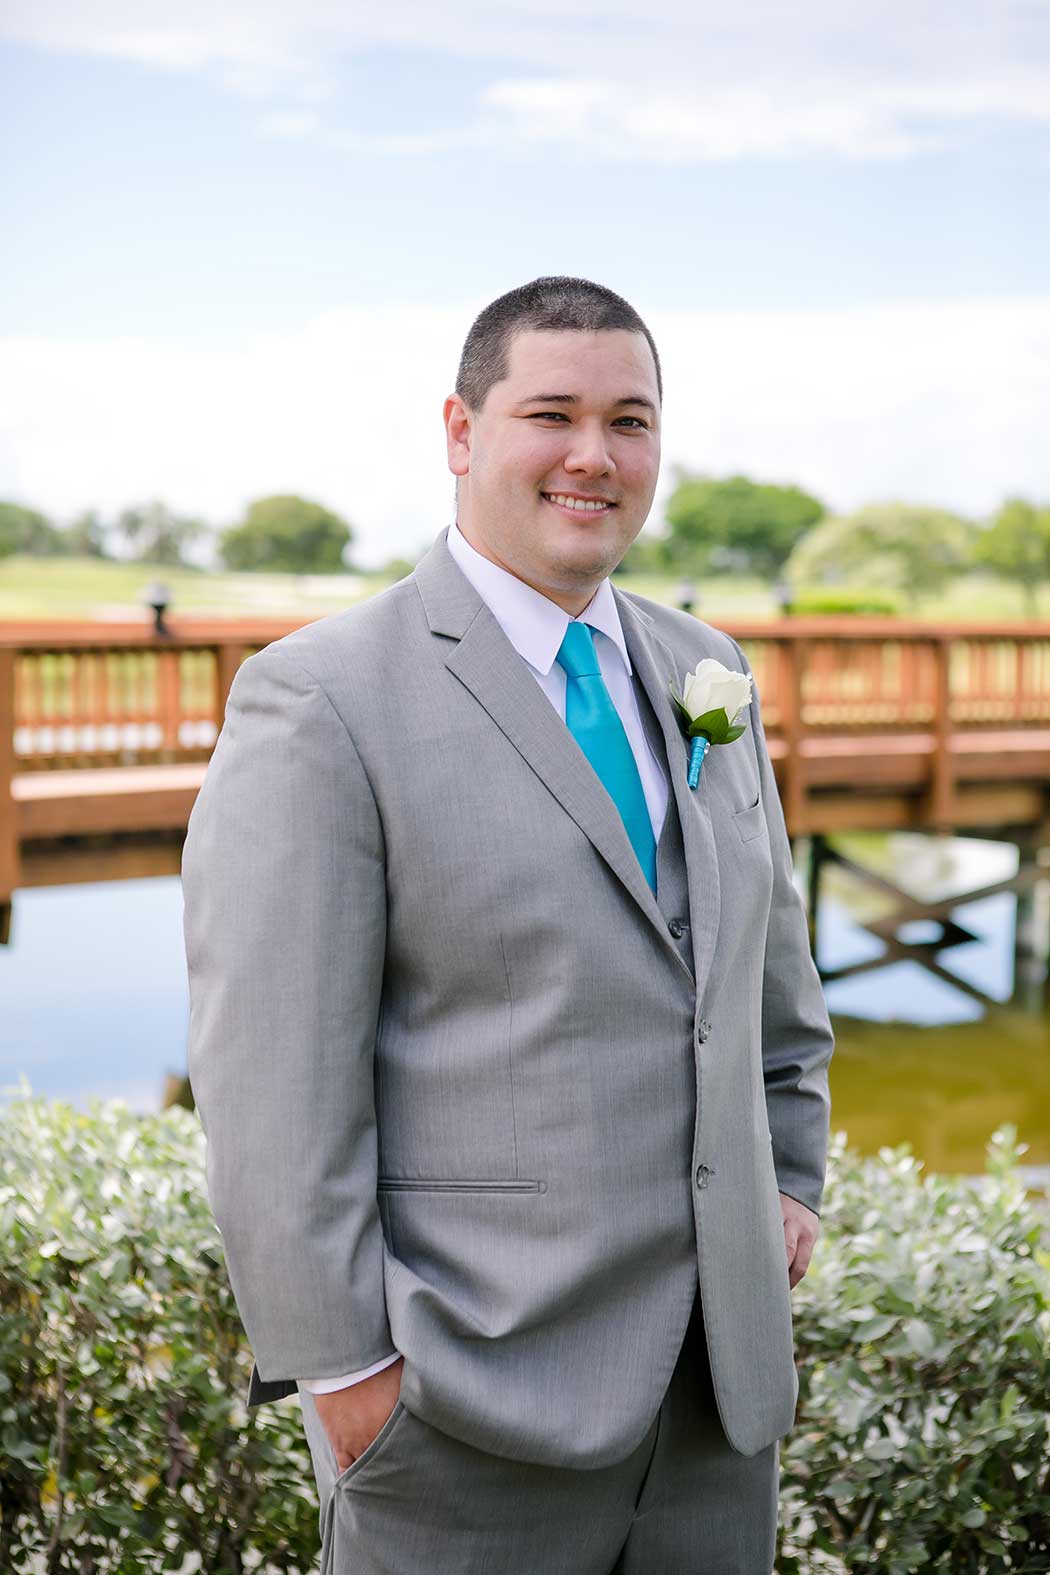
[668,918,685,939]
[695,1164,711,1189]
[697,1019,712,1043]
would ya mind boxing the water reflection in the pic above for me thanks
[815,831,1049,1180]
[0,877,189,1110]
[1,833,1047,1178]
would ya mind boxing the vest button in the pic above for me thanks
[668,918,685,939]
[695,1164,711,1189]
[697,1019,712,1043]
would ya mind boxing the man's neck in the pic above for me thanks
[453,521,599,619]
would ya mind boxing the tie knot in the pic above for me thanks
[556,621,601,680]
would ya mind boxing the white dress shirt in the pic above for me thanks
[300,520,670,1394]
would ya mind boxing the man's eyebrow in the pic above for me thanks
[516,393,658,412]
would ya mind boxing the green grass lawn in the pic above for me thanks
[0,553,1044,622]
[0,556,392,620]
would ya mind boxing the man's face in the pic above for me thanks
[444,328,661,612]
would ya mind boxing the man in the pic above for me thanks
[182,276,834,1573]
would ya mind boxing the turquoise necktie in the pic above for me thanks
[555,621,658,894]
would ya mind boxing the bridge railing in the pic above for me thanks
[0,620,311,773]
[2,617,1050,906]
[724,620,1050,828]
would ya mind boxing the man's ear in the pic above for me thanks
[440,390,475,475]
[444,393,472,478]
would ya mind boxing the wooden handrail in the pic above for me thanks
[4,614,1050,647]
[0,617,318,649]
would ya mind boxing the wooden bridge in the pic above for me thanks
[3,617,1050,1001]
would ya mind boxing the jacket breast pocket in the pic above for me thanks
[732,795,767,844]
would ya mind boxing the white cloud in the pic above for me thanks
[4,1,1049,160]
[477,79,936,162]
[1,298,1047,564]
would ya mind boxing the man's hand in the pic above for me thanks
[313,1358,405,1475]
[779,1193,820,1289]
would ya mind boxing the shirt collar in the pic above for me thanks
[446,520,633,678]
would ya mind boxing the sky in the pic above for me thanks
[1,1,1048,566]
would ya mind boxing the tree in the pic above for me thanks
[115,501,209,567]
[786,503,977,607]
[63,509,110,559]
[662,471,825,578]
[219,495,354,574]
[0,501,66,558]
[377,554,420,582]
[615,530,674,576]
[970,498,1050,616]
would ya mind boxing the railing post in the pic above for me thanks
[778,633,807,835]
[0,647,18,942]
[928,634,954,828]
[214,642,246,736]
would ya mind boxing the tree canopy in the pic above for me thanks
[0,502,66,559]
[219,495,354,574]
[64,510,110,559]
[786,503,977,606]
[662,471,826,578]
[115,501,208,567]
[970,498,1050,615]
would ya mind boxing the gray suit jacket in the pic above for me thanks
[182,527,833,1466]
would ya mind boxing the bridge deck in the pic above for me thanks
[8,728,1049,862]
[13,762,207,838]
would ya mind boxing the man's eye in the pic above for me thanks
[527,413,649,428]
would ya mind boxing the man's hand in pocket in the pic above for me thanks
[314,1358,405,1475]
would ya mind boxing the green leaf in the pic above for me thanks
[856,1314,899,1341]
[903,1318,935,1357]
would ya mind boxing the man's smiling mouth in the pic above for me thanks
[541,492,618,514]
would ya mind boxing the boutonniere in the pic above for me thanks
[669,659,752,789]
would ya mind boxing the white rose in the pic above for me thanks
[681,658,752,727]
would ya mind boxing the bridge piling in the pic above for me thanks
[1015,833,1050,1013]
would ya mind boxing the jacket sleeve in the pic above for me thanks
[182,640,395,1381]
[729,636,835,1217]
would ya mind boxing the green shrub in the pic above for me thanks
[1,1098,1047,1572]
[0,1095,318,1572]
[789,586,902,616]
[780,1127,1050,1573]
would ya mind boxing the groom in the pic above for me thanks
[182,276,834,1573]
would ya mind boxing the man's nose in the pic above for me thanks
[564,422,614,475]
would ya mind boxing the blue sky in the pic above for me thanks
[1,3,1048,563]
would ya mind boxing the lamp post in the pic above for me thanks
[675,580,698,617]
[774,579,794,618]
[142,581,173,637]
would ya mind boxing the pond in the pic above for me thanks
[1,831,1047,1181]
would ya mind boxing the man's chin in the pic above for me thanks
[550,546,628,586]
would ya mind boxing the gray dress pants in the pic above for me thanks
[297,1296,781,1574]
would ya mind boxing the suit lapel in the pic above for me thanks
[412,532,694,985]
[616,593,723,1007]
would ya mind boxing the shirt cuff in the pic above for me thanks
[299,1353,401,1394]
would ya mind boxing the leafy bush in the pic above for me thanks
[788,586,902,616]
[0,1096,318,1573]
[1,1098,1047,1572]
[780,1127,1050,1573]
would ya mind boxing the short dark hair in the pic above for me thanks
[455,276,662,411]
